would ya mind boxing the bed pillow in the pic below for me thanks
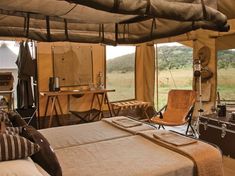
[22,126,62,176]
[0,157,44,176]
[0,110,13,127]
[0,133,40,161]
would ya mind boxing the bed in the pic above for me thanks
[39,116,223,176]
[39,116,154,150]
[0,113,224,176]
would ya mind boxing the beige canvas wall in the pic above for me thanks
[135,43,155,105]
[37,42,105,117]
[216,19,235,50]
[37,42,155,117]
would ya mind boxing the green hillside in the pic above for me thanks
[106,46,235,73]
[107,53,135,73]
[218,49,235,69]
[158,46,192,70]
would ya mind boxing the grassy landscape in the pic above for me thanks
[107,67,235,109]
[217,68,235,101]
[106,46,235,108]
[106,71,135,102]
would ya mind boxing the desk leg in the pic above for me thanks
[56,96,65,125]
[43,96,50,128]
[98,93,105,120]
[104,93,113,117]
[48,96,56,128]
[90,93,96,110]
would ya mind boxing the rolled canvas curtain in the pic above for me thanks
[135,43,155,105]
[67,0,226,25]
[0,0,230,45]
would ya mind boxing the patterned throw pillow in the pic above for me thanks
[0,122,22,135]
[22,126,62,176]
[0,133,40,161]
[5,126,23,135]
[0,110,13,127]
[7,110,27,127]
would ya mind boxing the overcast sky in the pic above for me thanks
[2,41,183,59]
[0,41,19,54]
[106,42,182,60]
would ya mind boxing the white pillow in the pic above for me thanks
[0,157,43,176]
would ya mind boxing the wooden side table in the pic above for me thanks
[111,100,150,119]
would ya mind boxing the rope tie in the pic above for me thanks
[112,0,120,13]
[145,0,151,15]
[200,0,208,20]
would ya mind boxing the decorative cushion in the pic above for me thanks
[0,110,13,127]
[7,110,27,127]
[0,133,40,161]
[0,122,6,133]
[5,126,23,135]
[22,126,62,176]
[0,122,23,135]
[0,157,44,176]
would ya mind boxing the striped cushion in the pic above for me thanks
[5,127,23,135]
[0,110,13,127]
[0,133,40,161]
[0,122,22,135]
[22,126,62,176]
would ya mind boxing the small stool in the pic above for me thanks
[111,100,150,119]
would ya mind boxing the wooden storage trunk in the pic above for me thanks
[199,114,235,158]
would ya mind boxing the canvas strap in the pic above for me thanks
[201,0,208,19]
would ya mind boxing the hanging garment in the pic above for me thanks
[15,42,35,109]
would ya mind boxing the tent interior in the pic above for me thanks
[1,0,235,176]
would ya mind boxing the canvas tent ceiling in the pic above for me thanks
[0,0,232,45]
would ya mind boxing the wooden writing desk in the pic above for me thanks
[40,89,115,128]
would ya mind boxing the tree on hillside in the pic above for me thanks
[217,50,235,69]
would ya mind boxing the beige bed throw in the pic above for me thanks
[102,116,153,134]
[139,130,224,176]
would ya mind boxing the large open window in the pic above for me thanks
[106,46,136,102]
[155,42,193,110]
[217,49,235,101]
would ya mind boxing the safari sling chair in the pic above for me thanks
[150,89,197,136]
